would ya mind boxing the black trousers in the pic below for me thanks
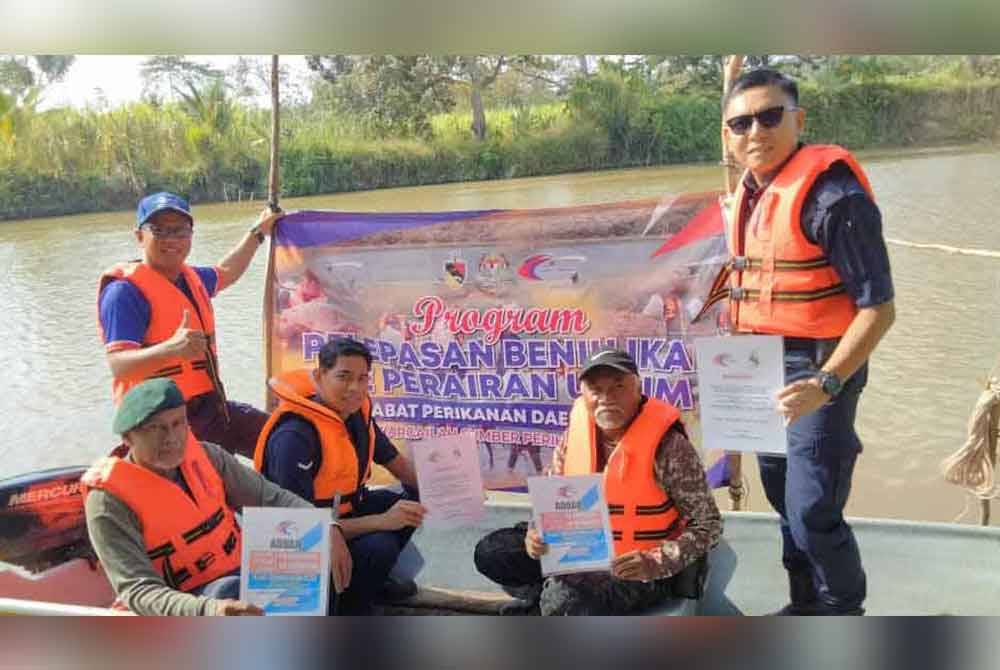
[186,391,269,459]
[334,486,419,615]
[757,343,867,613]
[473,523,677,615]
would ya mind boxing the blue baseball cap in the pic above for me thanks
[136,192,193,228]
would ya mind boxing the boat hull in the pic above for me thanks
[4,502,1000,615]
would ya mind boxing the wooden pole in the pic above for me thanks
[722,55,746,512]
[262,55,280,411]
[982,382,999,525]
[267,54,281,212]
[722,56,744,193]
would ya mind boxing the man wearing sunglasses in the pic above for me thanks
[97,191,282,458]
[719,69,896,615]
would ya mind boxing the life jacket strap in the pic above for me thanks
[181,508,225,544]
[731,284,847,303]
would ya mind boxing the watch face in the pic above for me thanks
[821,372,841,396]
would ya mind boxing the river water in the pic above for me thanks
[2,146,998,523]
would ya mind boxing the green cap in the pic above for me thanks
[113,378,185,435]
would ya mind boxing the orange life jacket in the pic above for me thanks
[564,396,685,555]
[98,262,218,405]
[728,144,875,338]
[254,368,374,515]
[81,432,242,593]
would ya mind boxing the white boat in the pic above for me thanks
[3,470,998,615]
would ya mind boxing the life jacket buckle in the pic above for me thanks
[731,256,749,271]
[223,531,238,555]
[195,552,216,572]
[730,287,746,301]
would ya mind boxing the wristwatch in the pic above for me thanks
[250,224,265,245]
[815,370,843,398]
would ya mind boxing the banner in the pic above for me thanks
[266,193,728,490]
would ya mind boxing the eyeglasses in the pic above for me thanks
[724,105,798,135]
[143,224,194,239]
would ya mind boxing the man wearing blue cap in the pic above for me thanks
[82,378,353,616]
[97,192,280,457]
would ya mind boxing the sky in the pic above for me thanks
[40,55,312,110]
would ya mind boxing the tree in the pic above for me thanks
[0,55,75,104]
[446,56,507,140]
[440,56,558,140]
[140,56,222,103]
[227,56,265,100]
[306,55,560,141]
[566,60,652,162]
[0,56,71,156]
[178,79,233,134]
[647,55,827,96]
[0,90,15,145]
[307,55,455,137]
[304,55,355,84]
[965,55,1000,78]
[499,55,565,99]
[227,56,307,107]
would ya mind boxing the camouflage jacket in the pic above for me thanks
[551,415,722,580]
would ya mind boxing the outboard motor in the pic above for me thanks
[0,466,94,573]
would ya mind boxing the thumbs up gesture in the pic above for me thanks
[165,309,208,360]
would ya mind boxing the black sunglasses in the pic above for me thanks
[142,223,194,239]
[725,105,798,135]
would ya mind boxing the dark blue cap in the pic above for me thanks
[579,348,639,381]
[136,192,193,228]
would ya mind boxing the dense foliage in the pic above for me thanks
[2,55,998,220]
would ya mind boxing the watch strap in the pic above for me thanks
[250,225,265,244]
[817,370,842,397]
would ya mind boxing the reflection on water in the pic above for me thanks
[1,147,998,523]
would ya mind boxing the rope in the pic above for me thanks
[737,474,750,511]
[940,378,1000,500]
[886,238,1000,259]
[716,474,751,512]
[950,493,976,524]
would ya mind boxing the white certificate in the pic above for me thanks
[695,334,787,454]
[239,507,331,616]
[412,431,485,530]
[527,474,614,577]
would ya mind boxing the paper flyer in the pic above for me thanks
[695,334,787,454]
[239,507,331,616]
[527,473,614,576]
[412,431,486,530]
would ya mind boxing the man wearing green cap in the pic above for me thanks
[82,378,353,616]
[97,191,281,458]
